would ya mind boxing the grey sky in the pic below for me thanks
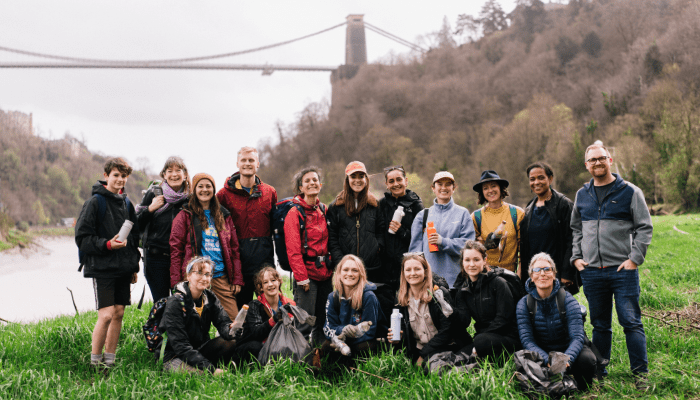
[0,0,516,187]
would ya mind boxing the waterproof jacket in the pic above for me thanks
[284,195,332,284]
[216,173,277,278]
[516,279,585,365]
[75,181,140,279]
[327,193,385,283]
[571,173,653,268]
[379,189,424,289]
[158,281,234,373]
[395,286,454,360]
[239,294,295,344]
[136,187,188,253]
[520,189,579,294]
[454,269,519,340]
[409,198,475,288]
[169,204,243,288]
[323,282,381,346]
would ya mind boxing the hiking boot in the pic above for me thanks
[634,373,649,392]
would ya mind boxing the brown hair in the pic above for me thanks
[397,254,433,307]
[292,166,322,195]
[336,173,370,216]
[185,256,214,278]
[159,156,191,194]
[459,240,489,277]
[332,254,368,310]
[103,157,133,176]
[189,178,226,233]
[254,265,281,295]
[477,182,509,205]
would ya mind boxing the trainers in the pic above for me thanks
[634,374,649,391]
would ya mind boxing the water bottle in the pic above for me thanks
[229,304,248,337]
[390,309,402,341]
[426,222,439,252]
[388,206,405,234]
[331,335,351,356]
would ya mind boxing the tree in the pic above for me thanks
[555,35,580,66]
[581,31,602,58]
[455,0,508,41]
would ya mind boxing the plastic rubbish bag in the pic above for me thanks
[258,304,317,366]
[425,351,480,376]
[513,350,578,399]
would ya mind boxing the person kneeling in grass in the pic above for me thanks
[159,257,246,375]
[75,157,140,369]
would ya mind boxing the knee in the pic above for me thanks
[112,306,125,321]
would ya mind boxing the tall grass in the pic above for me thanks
[2,214,700,399]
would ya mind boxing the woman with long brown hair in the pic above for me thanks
[170,173,243,320]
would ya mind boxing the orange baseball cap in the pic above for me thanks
[345,161,367,176]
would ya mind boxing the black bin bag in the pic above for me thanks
[513,350,578,399]
[258,304,316,366]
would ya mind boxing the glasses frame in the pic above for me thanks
[586,156,610,165]
[531,266,554,275]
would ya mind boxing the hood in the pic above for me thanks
[461,268,498,292]
[332,191,379,207]
[363,282,378,293]
[293,194,322,211]
[173,280,211,308]
[91,180,127,200]
[583,173,626,194]
[382,189,421,207]
[224,172,264,198]
[525,277,561,301]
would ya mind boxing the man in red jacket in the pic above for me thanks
[217,147,277,306]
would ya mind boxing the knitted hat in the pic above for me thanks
[472,170,509,193]
[432,171,455,185]
[345,161,367,176]
[192,173,216,191]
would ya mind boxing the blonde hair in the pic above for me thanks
[237,146,259,160]
[332,254,368,311]
[397,254,433,307]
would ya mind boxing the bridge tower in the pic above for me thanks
[331,14,367,107]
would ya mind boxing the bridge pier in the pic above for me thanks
[331,14,367,108]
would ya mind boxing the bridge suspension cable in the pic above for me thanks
[364,22,426,53]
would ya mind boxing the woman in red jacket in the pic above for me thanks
[284,166,332,346]
[170,173,244,320]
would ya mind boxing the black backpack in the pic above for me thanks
[142,293,185,361]
[272,197,330,272]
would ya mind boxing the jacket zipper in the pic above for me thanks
[356,216,360,255]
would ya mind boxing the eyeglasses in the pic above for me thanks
[586,156,609,165]
[193,271,213,279]
[532,266,554,275]
[384,165,405,173]
[403,251,424,258]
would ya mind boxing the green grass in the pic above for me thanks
[2,214,700,399]
[0,226,74,252]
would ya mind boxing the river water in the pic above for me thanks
[0,237,153,323]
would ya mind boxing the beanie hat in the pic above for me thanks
[192,173,216,192]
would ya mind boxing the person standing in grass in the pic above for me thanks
[571,143,653,390]
[75,157,140,369]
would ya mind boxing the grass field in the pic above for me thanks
[0,226,74,252]
[1,215,699,399]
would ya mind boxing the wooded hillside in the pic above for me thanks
[259,0,700,211]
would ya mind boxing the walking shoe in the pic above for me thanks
[634,373,649,392]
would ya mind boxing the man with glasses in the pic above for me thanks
[570,143,653,390]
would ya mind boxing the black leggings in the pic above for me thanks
[198,337,263,367]
[321,339,379,368]
[570,345,597,391]
[460,333,521,363]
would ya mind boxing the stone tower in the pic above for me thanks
[331,15,367,108]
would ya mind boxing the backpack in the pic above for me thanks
[453,266,526,303]
[77,194,132,271]
[272,197,329,272]
[472,204,518,236]
[142,293,185,361]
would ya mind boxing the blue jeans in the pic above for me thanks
[580,267,648,374]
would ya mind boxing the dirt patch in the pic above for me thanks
[643,303,700,333]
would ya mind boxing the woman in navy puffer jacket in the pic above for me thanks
[516,252,596,390]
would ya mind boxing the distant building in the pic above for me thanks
[0,110,34,136]
[60,218,76,227]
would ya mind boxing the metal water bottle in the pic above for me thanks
[388,206,405,234]
[390,309,402,341]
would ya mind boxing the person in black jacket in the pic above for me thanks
[136,156,191,302]
[455,240,521,362]
[327,161,389,319]
[520,162,579,294]
[388,254,458,365]
[159,257,247,375]
[379,165,424,292]
[75,157,140,369]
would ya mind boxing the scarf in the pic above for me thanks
[135,181,189,215]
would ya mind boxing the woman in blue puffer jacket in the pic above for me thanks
[516,252,596,390]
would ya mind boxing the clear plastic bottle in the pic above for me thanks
[229,304,249,337]
[433,285,453,317]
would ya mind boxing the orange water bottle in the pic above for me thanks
[426,221,439,252]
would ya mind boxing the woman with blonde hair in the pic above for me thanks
[388,254,458,365]
[322,254,382,363]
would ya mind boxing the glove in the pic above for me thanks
[484,232,499,250]
[272,311,284,324]
[340,324,363,339]
[233,328,243,342]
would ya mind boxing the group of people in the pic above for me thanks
[74,143,653,391]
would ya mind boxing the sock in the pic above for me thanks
[90,353,103,365]
[103,352,116,366]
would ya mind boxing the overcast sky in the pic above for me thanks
[0,0,517,187]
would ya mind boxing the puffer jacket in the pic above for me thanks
[158,281,234,373]
[379,189,424,289]
[454,269,519,340]
[323,282,381,346]
[284,195,332,284]
[327,193,385,283]
[169,204,243,288]
[395,285,454,360]
[136,187,188,253]
[75,181,140,278]
[239,294,295,344]
[521,188,579,294]
[216,173,277,278]
[515,279,585,365]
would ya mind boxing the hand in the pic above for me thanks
[484,232,498,250]
[233,328,243,341]
[213,368,225,376]
[416,356,423,366]
[109,234,127,250]
[617,259,638,272]
[573,259,588,271]
[428,232,440,245]
[561,278,573,287]
[232,285,241,295]
[387,328,403,343]
[302,284,310,292]
[272,311,284,323]
[131,273,138,284]
[389,220,401,233]
[148,195,165,212]
[341,324,363,339]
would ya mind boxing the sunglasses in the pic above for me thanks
[532,266,554,274]
[403,251,424,258]
[384,165,405,173]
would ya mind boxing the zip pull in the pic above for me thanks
[356,218,360,228]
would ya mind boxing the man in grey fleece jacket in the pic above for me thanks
[571,144,653,390]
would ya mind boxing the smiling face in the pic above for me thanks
[195,179,214,204]
[386,170,407,198]
[104,168,128,194]
[585,147,613,179]
[528,168,552,197]
[432,178,455,204]
[187,262,213,294]
[164,166,186,191]
[237,151,260,178]
[481,181,502,204]
[260,270,280,299]
[531,259,555,293]
[462,248,487,282]
[348,172,368,194]
[403,259,426,288]
[340,259,361,290]
[299,171,322,198]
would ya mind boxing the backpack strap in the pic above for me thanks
[526,294,536,320]
[508,204,519,270]
[421,208,430,233]
[474,208,483,234]
[78,194,108,272]
[555,287,567,321]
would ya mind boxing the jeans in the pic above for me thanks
[294,278,333,347]
[580,267,648,374]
